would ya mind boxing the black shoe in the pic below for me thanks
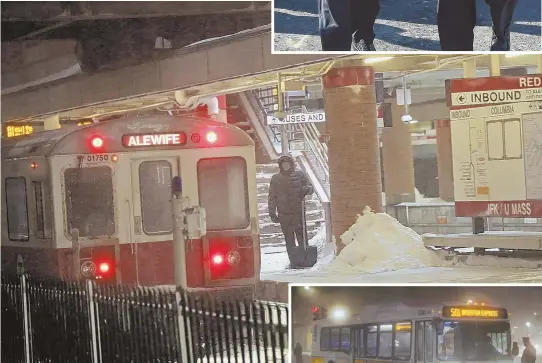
[352,39,376,52]
[490,33,511,51]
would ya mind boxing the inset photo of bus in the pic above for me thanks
[290,285,541,363]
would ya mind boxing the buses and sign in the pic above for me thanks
[447,75,542,217]
[266,111,325,125]
[442,306,507,319]
[122,132,187,147]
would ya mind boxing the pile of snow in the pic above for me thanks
[324,206,447,274]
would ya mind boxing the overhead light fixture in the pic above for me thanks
[505,54,523,58]
[364,57,394,64]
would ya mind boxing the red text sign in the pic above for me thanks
[455,200,542,217]
[122,132,187,147]
[449,74,542,93]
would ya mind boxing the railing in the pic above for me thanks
[1,275,289,363]
[296,121,329,183]
[240,91,280,159]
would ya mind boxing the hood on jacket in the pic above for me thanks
[278,154,295,173]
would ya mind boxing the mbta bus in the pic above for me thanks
[1,115,260,291]
[311,303,514,363]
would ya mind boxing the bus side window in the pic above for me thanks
[32,181,45,239]
[425,321,434,362]
[340,327,351,351]
[330,328,341,350]
[5,177,29,241]
[395,322,412,361]
[321,328,331,351]
[367,325,378,357]
[378,323,393,358]
[356,327,365,358]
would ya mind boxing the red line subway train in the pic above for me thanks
[1,115,260,291]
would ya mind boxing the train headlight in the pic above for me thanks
[80,260,97,278]
[226,251,241,266]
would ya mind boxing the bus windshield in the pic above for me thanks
[437,321,512,361]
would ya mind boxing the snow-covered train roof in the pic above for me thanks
[2,115,254,159]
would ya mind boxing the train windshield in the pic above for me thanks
[437,321,512,361]
[64,166,115,238]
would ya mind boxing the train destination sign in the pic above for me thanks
[442,306,507,319]
[122,132,187,147]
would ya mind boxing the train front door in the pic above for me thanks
[128,156,180,285]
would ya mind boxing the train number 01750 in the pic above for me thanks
[86,154,109,162]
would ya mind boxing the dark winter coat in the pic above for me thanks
[268,155,314,219]
[522,344,537,363]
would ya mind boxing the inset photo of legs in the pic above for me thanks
[291,285,541,363]
[273,0,542,52]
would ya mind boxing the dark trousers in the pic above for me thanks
[318,0,380,51]
[279,214,307,264]
[437,0,518,51]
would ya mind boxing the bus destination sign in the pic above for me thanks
[442,306,507,319]
[122,132,187,148]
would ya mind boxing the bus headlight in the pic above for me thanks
[227,251,241,266]
[80,260,97,278]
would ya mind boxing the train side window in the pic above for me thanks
[139,161,173,234]
[367,325,378,357]
[378,324,393,359]
[5,177,29,241]
[321,328,331,351]
[395,322,412,361]
[32,181,45,239]
[197,157,250,230]
[64,166,115,238]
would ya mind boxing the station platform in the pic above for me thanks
[423,231,542,250]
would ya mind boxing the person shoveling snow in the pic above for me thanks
[324,206,447,274]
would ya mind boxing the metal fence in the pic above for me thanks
[1,275,289,363]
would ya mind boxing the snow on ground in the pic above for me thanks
[324,206,446,274]
[261,206,542,283]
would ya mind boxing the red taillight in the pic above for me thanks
[206,131,217,144]
[211,254,224,265]
[312,306,319,313]
[90,136,104,150]
[98,262,110,273]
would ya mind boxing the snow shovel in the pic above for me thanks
[290,198,317,268]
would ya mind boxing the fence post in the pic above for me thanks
[21,275,31,363]
[175,290,191,363]
[87,280,100,363]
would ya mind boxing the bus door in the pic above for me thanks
[128,156,179,285]
[415,321,434,363]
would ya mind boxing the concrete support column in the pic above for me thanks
[43,113,60,130]
[323,65,382,251]
[381,102,416,205]
[436,119,454,202]
[489,54,501,76]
